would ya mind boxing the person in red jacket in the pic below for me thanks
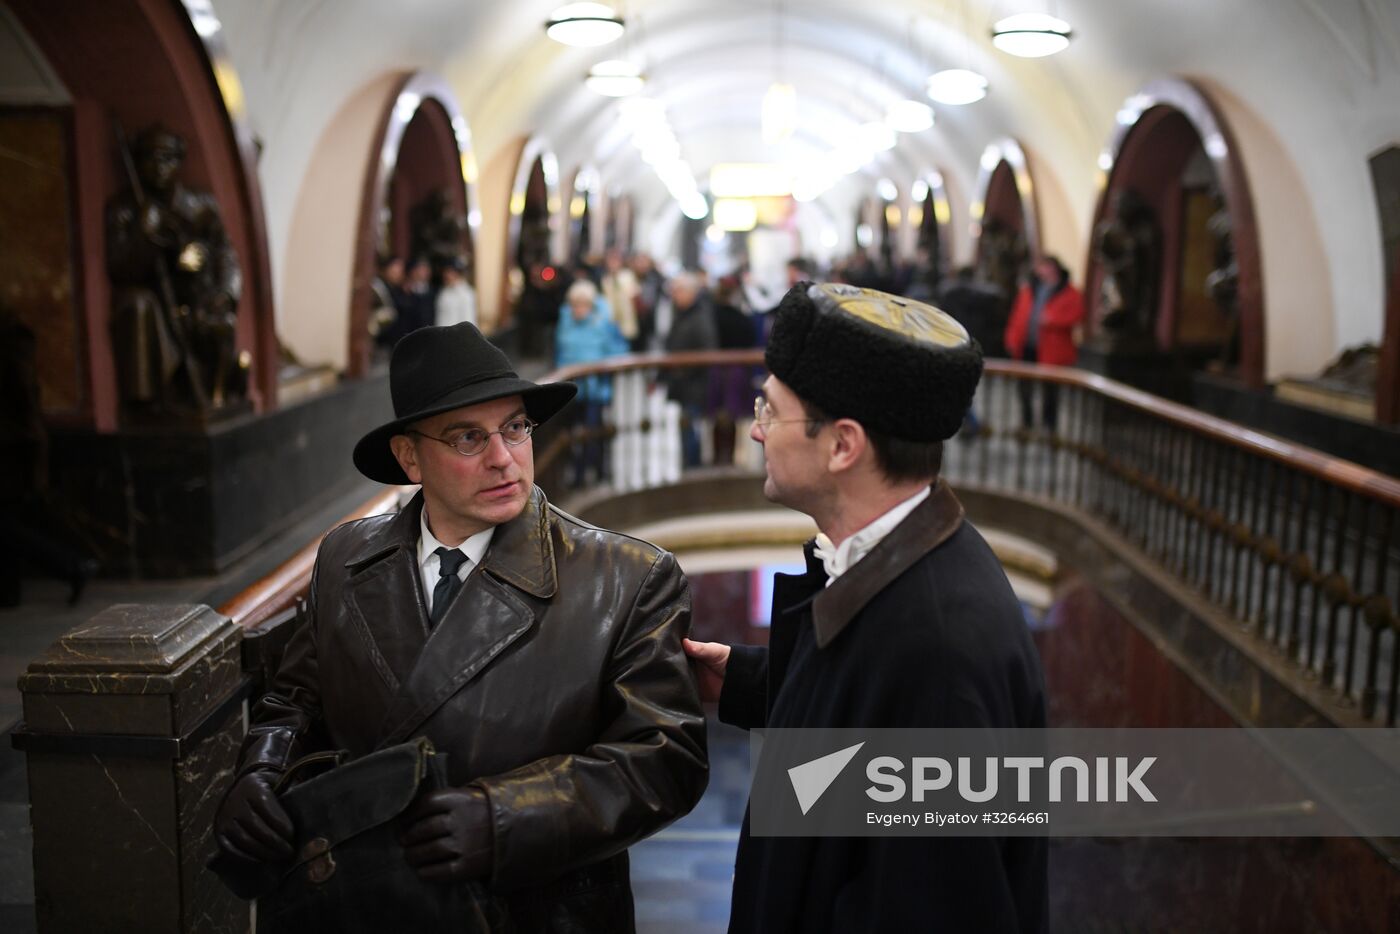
[1003,255,1084,429]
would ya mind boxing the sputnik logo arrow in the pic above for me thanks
[787,742,866,815]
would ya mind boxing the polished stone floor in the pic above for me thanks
[631,717,747,934]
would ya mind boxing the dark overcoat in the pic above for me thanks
[719,480,1048,934]
[238,486,709,931]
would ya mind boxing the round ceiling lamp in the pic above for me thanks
[884,99,935,133]
[546,3,625,48]
[585,60,644,96]
[926,68,989,105]
[991,13,1072,58]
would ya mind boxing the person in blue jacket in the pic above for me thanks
[555,280,628,486]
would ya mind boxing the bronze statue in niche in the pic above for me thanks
[106,124,248,416]
[1205,196,1241,368]
[409,187,470,281]
[1092,188,1159,346]
[975,218,1027,313]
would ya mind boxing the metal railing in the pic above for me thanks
[217,350,1398,724]
[537,352,1400,725]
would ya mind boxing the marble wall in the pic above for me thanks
[0,109,82,417]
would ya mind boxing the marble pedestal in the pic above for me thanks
[12,604,249,933]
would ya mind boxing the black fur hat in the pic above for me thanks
[764,282,983,442]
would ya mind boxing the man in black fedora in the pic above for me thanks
[685,283,1047,933]
[215,323,708,931]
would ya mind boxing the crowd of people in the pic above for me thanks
[371,252,479,351]
[509,240,1086,478]
[369,239,1086,481]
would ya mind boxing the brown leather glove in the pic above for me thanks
[398,786,493,882]
[215,769,295,863]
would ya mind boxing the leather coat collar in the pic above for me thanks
[343,486,557,600]
[809,479,965,649]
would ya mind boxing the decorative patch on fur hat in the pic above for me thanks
[764,282,983,442]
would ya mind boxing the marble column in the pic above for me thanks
[14,604,248,933]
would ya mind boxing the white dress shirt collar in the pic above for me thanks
[418,508,495,614]
[812,485,932,585]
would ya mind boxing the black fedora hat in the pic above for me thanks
[353,323,577,484]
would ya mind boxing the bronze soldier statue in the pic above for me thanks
[106,124,247,414]
[409,187,469,282]
[1205,197,1241,368]
[1092,188,1159,345]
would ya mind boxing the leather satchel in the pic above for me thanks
[212,737,499,933]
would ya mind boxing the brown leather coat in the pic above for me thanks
[238,486,708,930]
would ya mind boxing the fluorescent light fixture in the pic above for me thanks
[546,3,625,48]
[680,193,710,220]
[926,68,989,105]
[618,97,666,127]
[762,83,797,145]
[835,144,872,175]
[884,99,935,133]
[630,121,674,145]
[709,163,793,198]
[586,60,644,97]
[876,178,899,202]
[640,136,681,165]
[714,199,759,231]
[791,173,833,203]
[991,13,1072,58]
[910,179,929,202]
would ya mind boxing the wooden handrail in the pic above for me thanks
[219,352,1396,632]
[542,352,1400,507]
[218,486,410,627]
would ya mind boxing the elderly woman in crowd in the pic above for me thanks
[555,279,628,486]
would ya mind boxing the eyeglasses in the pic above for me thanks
[408,416,536,456]
[753,396,822,431]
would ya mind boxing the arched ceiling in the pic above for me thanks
[446,0,1104,234]
[203,0,1400,374]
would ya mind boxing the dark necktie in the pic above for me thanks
[430,547,468,626]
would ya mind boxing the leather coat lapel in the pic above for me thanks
[810,480,965,649]
[341,493,431,694]
[374,486,558,747]
[375,572,536,747]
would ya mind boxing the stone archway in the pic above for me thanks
[345,72,477,377]
[1086,78,1264,388]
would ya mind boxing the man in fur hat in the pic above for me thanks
[215,322,707,932]
[686,283,1047,933]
